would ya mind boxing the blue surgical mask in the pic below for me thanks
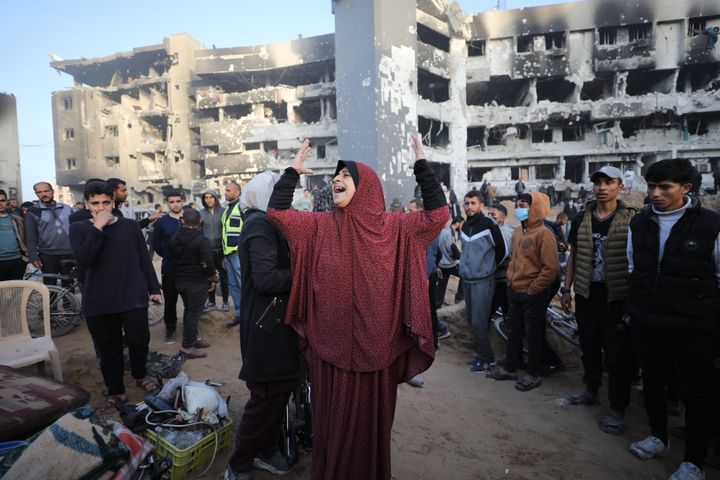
[515,207,529,222]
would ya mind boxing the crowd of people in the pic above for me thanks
[1,140,719,479]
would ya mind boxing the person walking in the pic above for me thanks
[435,216,463,307]
[0,189,28,280]
[200,188,229,312]
[266,135,448,480]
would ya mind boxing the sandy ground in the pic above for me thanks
[50,273,720,480]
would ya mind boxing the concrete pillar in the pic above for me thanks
[448,37,469,198]
[334,0,418,205]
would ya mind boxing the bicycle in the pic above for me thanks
[23,260,83,338]
[492,300,580,350]
[279,376,313,467]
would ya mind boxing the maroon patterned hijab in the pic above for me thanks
[268,161,447,380]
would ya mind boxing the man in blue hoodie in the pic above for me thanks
[459,190,507,373]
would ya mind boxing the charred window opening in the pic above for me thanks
[244,142,261,151]
[620,119,641,139]
[487,126,506,146]
[545,32,566,50]
[687,117,709,136]
[66,158,77,170]
[264,101,288,122]
[468,167,492,182]
[417,23,450,52]
[293,99,322,123]
[629,24,652,42]
[418,116,449,149]
[517,35,534,53]
[63,97,73,110]
[196,109,220,122]
[223,105,253,120]
[626,70,675,96]
[192,160,205,178]
[535,164,556,180]
[105,156,120,167]
[418,69,450,102]
[532,128,553,143]
[689,18,707,36]
[263,141,278,155]
[537,77,576,103]
[581,76,613,100]
[142,115,168,141]
[467,127,485,149]
[468,40,486,57]
[676,65,720,93]
[511,167,529,181]
[599,27,617,46]
[564,156,585,183]
[562,125,584,141]
[317,144,326,159]
[467,77,532,107]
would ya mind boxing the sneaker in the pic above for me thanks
[203,301,216,313]
[224,467,254,480]
[467,356,480,366]
[540,362,566,377]
[221,302,230,312]
[254,450,292,475]
[470,360,492,374]
[407,375,424,388]
[438,328,452,340]
[629,435,668,460]
[164,329,176,344]
[669,462,705,480]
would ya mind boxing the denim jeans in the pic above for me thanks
[224,254,242,318]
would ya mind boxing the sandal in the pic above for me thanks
[486,365,519,381]
[599,412,625,435]
[515,375,542,392]
[135,375,160,393]
[193,339,211,349]
[99,394,128,412]
[180,347,208,359]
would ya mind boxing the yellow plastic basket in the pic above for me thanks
[142,418,233,480]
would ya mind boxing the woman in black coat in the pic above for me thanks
[225,171,301,479]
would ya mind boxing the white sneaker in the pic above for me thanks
[668,462,705,480]
[629,435,668,459]
[407,375,424,388]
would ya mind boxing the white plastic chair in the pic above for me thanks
[0,280,63,381]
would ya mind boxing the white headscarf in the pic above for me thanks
[240,170,282,212]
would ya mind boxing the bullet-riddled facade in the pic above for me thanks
[51,0,720,202]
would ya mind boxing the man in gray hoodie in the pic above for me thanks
[200,188,229,311]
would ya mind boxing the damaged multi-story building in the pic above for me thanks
[0,93,22,201]
[50,0,720,204]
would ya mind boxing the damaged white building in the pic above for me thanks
[50,0,720,203]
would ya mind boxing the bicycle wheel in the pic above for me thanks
[547,309,581,348]
[148,303,164,326]
[26,285,82,337]
[492,312,510,344]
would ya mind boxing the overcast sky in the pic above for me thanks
[1,0,566,199]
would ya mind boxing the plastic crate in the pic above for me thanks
[142,418,233,480]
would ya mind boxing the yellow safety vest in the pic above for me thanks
[221,201,243,255]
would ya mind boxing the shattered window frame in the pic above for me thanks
[629,24,652,43]
[598,27,617,46]
[467,40,486,57]
[517,35,534,53]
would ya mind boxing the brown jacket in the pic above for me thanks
[507,192,559,295]
[8,214,29,262]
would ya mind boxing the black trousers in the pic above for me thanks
[631,321,714,469]
[429,273,439,347]
[208,250,229,304]
[491,278,508,318]
[161,262,178,331]
[436,264,460,307]
[38,252,74,288]
[0,257,26,281]
[85,308,150,396]
[177,281,206,348]
[505,288,552,377]
[228,380,297,472]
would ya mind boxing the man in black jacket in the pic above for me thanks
[225,171,301,480]
[627,159,720,480]
[170,208,216,359]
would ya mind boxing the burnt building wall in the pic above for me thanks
[0,93,22,201]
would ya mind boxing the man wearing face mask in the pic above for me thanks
[459,190,507,374]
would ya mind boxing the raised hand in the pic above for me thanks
[291,139,314,175]
[411,133,426,161]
